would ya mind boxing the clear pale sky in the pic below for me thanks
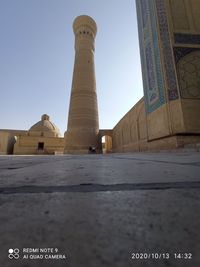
[0,0,143,135]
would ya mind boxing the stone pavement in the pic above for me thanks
[0,152,200,267]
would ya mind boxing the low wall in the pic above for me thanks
[14,135,64,155]
[112,98,147,152]
[112,97,200,152]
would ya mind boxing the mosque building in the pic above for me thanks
[0,0,200,155]
[0,114,64,155]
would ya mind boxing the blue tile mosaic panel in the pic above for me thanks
[174,47,200,64]
[136,0,166,113]
[173,34,200,99]
[174,33,200,45]
[155,0,179,100]
[176,50,200,99]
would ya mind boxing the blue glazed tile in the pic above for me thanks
[136,0,166,113]
[174,33,200,45]
[155,0,179,100]
[174,47,200,64]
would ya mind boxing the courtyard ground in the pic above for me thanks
[0,152,200,267]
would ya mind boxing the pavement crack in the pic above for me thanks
[0,181,200,194]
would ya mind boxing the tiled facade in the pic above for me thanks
[136,0,166,113]
[176,50,200,99]
[155,0,179,101]
[112,0,200,153]
[136,0,179,113]
[173,33,200,99]
[174,33,200,45]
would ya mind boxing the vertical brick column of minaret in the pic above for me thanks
[64,15,100,154]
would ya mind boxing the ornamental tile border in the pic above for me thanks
[136,0,166,113]
[174,33,200,45]
[155,0,179,100]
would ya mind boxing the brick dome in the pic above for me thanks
[29,114,61,137]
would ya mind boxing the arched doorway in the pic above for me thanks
[99,130,113,154]
[7,135,17,155]
[101,135,112,154]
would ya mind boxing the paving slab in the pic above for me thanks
[0,152,200,267]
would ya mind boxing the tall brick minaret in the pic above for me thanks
[64,15,100,154]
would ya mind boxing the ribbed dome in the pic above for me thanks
[29,114,61,137]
